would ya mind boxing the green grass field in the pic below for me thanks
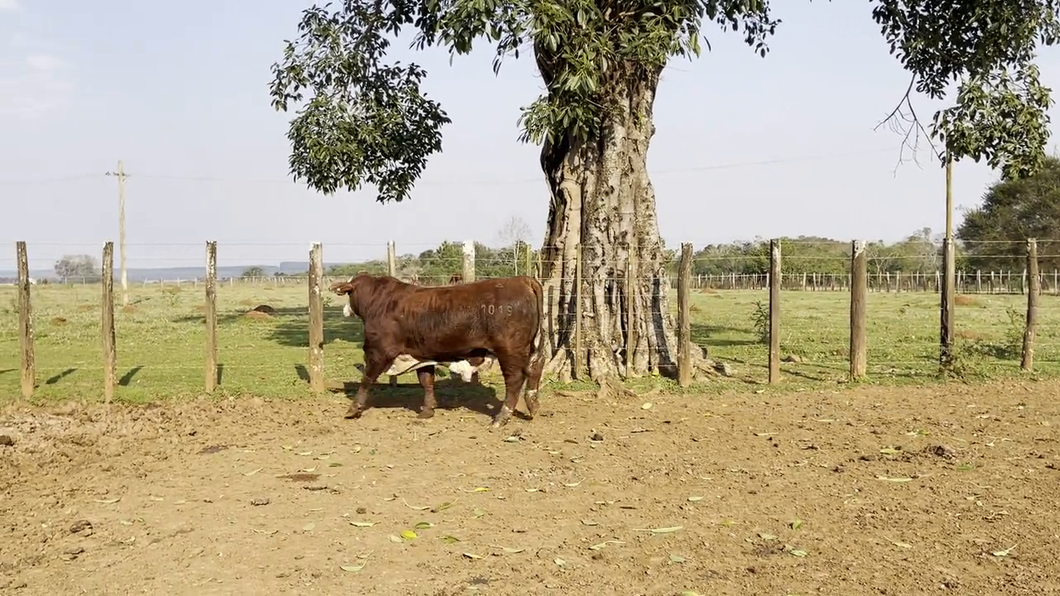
[2,281,1059,402]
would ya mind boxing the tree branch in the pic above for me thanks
[873,73,941,176]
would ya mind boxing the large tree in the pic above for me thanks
[958,155,1060,271]
[269,0,1059,381]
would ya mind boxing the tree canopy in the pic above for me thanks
[270,1,1060,202]
[958,155,1060,270]
[875,1,1059,178]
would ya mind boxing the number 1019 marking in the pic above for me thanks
[482,304,513,316]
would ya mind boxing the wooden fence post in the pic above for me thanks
[524,244,533,278]
[204,241,218,393]
[768,239,781,384]
[677,243,693,387]
[940,237,955,370]
[574,244,583,380]
[1021,238,1039,371]
[849,240,868,380]
[624,253,635,378]
[101,242,117,403]
[386,240,398,385]
[308,242,325,392]
[462,240,476,282]
[16,242,34,398]
[548,284,556,356]
[387,240,397,277]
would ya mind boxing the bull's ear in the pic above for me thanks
[329,281,354,296]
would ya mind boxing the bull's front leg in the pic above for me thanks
[347,350,394,419]
[416,366,438,419]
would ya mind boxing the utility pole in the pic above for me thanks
[105,161,129,307]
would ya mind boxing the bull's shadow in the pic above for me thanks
[326,372,501,419]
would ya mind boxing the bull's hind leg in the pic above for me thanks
[346,350,394,419]
[522,354,546,420]
[490,351,528,428]
[416,366,438,419]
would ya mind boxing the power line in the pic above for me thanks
[0,174,103,186]
[0,145,903,187]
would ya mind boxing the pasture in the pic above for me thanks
[1,281,1059,399]
[2,282,1060,594]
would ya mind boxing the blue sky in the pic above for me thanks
[2,0,1058,271]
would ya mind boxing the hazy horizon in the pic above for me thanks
[3,0,1058,274]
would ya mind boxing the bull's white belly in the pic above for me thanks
[384,354,493,381]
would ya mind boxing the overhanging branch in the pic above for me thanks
[873,73,942,175]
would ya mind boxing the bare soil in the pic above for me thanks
[2,379,1060,595]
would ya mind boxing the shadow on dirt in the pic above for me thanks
[324,377,502,419]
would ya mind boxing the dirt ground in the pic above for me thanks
[2,378,1060,596]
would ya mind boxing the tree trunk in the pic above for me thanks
[534,59,713,382]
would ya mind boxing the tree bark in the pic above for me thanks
[534,56,713,382]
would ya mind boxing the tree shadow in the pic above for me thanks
[328,378,501,419]
[118,365,143,387]
[779,367,830,382]
[173,306,363,348]
[45,368,77,385]
[0,369,15,376]
[217,363,225,386]
[691,323,761,348]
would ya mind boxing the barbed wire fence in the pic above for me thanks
[2,238,1058,401]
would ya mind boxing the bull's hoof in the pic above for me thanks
[344,407,364,420]
[525,390,540,419]
[489,405,513,428]
[417,408,435,419]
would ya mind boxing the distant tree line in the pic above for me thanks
[252,161,1060,282]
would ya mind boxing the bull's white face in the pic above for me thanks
[341,275,355,317]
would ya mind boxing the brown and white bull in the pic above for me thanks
[330,274,545,427]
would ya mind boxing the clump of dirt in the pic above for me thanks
[121,305,137,314]
[278,472,320,482]
[954,294,978,306]
[243,304,277,320]
[194,305,207,313]
[594,378,637,401]
[50,317,67,326]
[956,329,984,341]
[76,304,93,312]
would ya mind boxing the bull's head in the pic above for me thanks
[329,277,358,317]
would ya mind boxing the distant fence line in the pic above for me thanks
[7,238,1055,401]
[20,269,1060,296]
[689,269,1060,294]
